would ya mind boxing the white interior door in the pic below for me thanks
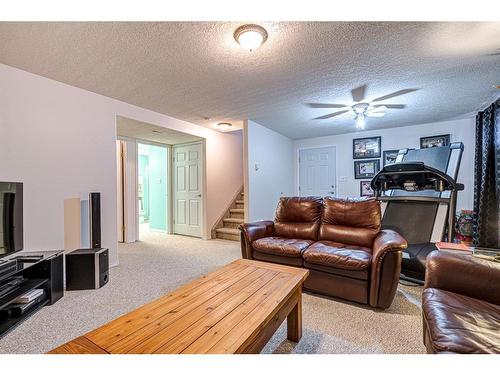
[299,146,336,197]
[173,143,203,237]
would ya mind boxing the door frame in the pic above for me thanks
[172,140,207,239]
[117,136,207,242]
[296,145,338,197]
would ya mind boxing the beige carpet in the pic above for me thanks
[0,231,426,354]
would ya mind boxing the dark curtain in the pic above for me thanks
[473,98,500,249]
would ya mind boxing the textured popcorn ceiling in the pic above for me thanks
[0,22,499,139]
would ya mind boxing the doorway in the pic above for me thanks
[116,116,205,243]
[299,146,337,197]
[138,142,168,237]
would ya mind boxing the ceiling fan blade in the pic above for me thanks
[372,89,418,102]
[366,112,385,117]
[351,85,367,102]
[367,105,387,113]
[306,103,349,109]
[373,104,406,109]
[313,110,350,120]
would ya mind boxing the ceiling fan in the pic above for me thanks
[307,85,418,129]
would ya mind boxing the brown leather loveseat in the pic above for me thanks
[422,251,500,353]
[239,196,407,309]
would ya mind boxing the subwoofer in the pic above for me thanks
[65,248,109,290]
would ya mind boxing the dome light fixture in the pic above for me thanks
[217,122,233,132]
[234,24,268,52]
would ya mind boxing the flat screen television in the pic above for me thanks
[0,182,23,259]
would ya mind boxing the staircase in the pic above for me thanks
[214,191,245,241]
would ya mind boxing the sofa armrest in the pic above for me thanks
[369,229,407,308]
[425,250,500,306]
[238,221,274,259]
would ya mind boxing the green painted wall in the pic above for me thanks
[149,145,167,231]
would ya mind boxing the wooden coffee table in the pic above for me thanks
[48,259,309,354]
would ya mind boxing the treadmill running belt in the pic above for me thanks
[381,201,439,244]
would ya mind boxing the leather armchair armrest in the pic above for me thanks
[425,250,500,306]
[369,229,407,308]
[238,221,274,259]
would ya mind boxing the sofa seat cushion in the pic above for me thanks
[422,288,500,354]
[252,237,313,258]
[303,241,372,271]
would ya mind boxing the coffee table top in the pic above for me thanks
[49,259,309,354]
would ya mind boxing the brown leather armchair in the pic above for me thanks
[422,251,500,353]
[239,196,407,309]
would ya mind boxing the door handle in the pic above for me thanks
[197,194,202,198]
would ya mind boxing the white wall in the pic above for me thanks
[0,64,243,266]
[293,118,476,211]
[245,120,294,222]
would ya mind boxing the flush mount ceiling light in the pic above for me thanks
[217,122,233,132]
[234,24,268,52]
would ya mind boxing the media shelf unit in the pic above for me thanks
[0,251,63,338]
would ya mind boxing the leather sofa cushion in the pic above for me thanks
[303,241,372,271]
[422,288,500,354]
[252,237,313,258]
[319,197,381,247]
[275,196,323,223]
[274,197,322,241]
[274,222,319,241]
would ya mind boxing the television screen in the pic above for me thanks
[0,182,23,258]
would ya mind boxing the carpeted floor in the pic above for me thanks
[0,232,426,354]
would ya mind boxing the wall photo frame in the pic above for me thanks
[420,134,450,149]
[383,149,399,166]
[360,181,374,197]
[354,159,380,179]
[353,136,381,159]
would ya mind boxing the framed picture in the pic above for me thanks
[353,136,381,159]
[354,159,380,179]
[420,134,450,149]
[383,149,399,166]
[360,181,374,197]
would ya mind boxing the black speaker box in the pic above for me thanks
[65,248,109,290]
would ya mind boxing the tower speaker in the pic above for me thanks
[89,192,101,249]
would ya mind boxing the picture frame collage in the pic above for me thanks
[353,136,380,197]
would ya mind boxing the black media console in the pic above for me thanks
[0,251,63,337]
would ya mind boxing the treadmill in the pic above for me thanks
[371,142,464,283]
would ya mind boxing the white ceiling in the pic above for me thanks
[0,22,499,139]
[117,116,202,145]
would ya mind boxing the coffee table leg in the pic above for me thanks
[287,288,302,342]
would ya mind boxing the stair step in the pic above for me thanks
[230,208,244,214]
[216,228,240,235]
[215,227,240,241]
[235,200,244,205]
[223,217,244,223]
